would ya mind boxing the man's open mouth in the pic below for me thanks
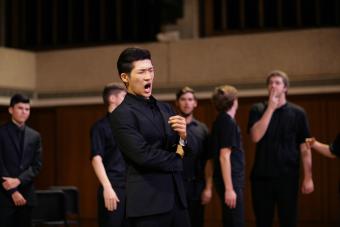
[144,83,151,89]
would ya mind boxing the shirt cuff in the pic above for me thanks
[179,138,187,146]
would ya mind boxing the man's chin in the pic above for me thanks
[142,92,152,99]
[181,112,192,117]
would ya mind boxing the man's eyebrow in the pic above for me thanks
[135,67,154,71]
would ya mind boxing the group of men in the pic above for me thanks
[89,47,339,227]
[1,47,339,227]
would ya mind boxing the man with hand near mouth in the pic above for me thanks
[247,70,313,227]
[110,47,192,227]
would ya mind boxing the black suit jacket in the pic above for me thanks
[0,122,43,207]
[110,94,189,217]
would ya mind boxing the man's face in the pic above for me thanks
[122,59,154,99]
[9,103,30,125]
[177,92,197,117]
[267,76,287,98]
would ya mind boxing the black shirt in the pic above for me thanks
[182,119,209,181]
[330,133,340,157]
[247,101,310,178]
[211,112,245,187]
[90,114,126,187]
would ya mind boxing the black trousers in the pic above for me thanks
[97,186,128,227]
[184,180,205,227]
[0,205,32,227]
[215,183,245,227]
[187,199,204,227]
[129,194,191,227]
[251,176,299,227]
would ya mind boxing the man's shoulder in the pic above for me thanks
[250,101,267,112]
[0,122,7,130]
[157,100,173,111]
[91,116,109,130]
[194,118,208,128]
[112,99,131,115]
[192,118,209,132]
[0,122,12,134]
[25,126,40,137]
[0,123,7,138]
[286,102,306,115]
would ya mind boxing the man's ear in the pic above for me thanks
[120,73,129,84]
[8,107,13,115]
[193,100,198,108]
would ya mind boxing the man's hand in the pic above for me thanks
[301,178,314,194]
[103,186,120,212]
[268,88,280,111]
[305,137,315,150]
[201,187,212,205]
[2,177,20,190]
[225,189,237,209]
[168,115,187,139]
[11,191,27,206]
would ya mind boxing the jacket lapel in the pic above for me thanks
[156,101,178,152]
[6,123,21,156]
[156,102,172,136]
[125,95,163,135]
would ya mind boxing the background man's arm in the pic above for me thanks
[92,155,119,211]
[300,143,314,194]
[220,147,237,208]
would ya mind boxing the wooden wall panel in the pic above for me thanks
[55,104,106,219]
[27,108,57,189]
[293,95,326,223]
[325,95,340,223]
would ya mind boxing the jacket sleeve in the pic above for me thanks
[18,133,43,185]
[110,106,182,172]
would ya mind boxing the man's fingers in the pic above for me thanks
[105,198,120,211]
[113,200,117,210]
[105,199,113,211]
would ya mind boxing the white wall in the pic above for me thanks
[35,28,340,92]
[0,47,36,90]
[1,28,340,105]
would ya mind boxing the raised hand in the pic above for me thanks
[268,88,280,111]
[168,115,187,139]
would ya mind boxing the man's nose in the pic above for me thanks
[144,72,152,80]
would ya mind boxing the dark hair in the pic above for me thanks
[117,47,151,76]
[266,70,289,88]
[212,85,238,112]
[10,93,30,107]
[176,86,196,101]
[102,83,126,105]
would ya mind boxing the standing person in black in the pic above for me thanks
[110,47,192,227]
[176,86,213,227]
[248,70,314,227]
[211,85,245,227]
[90,83,127,227]
[0,94,43,227]
[306,133,340,159]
